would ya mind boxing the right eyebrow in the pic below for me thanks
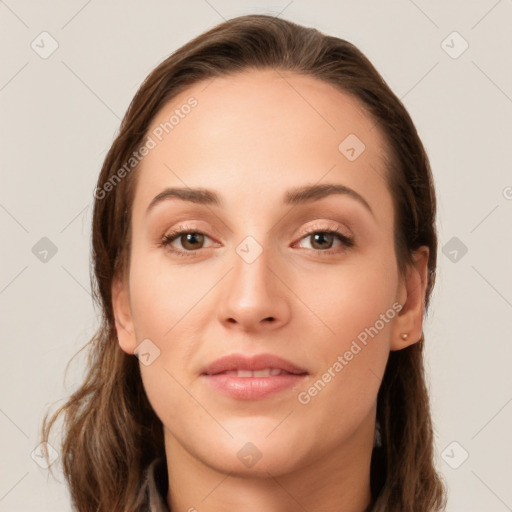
[146,187,222,216]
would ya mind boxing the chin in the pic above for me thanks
[199,428,310,477]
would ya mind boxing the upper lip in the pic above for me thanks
[201,353,308,375]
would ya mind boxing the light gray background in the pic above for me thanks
[1,1,511,511]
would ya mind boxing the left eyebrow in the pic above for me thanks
[284,183,374,217]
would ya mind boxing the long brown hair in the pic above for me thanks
[41,14,446,511]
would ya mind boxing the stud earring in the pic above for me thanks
[400,333,409,340]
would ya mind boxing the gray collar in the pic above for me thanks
[146,458,170,512]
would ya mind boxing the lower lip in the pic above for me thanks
[203,374,307,400]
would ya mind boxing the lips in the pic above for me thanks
[201,353,308,400]
[201,353,308,376]
[220,368,285,377]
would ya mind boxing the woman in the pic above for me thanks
[41,14,447,512]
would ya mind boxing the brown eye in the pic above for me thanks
[295,228,354,254]
[177,232,205,250]
[309,232,335,250]
[160,227,219,258]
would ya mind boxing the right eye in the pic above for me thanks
[159,226,220,258]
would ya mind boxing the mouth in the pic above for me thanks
[215,368,294,377]
[201,353,308,400]
[201,353,308,376]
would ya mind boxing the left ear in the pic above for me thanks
[390,246,430,351]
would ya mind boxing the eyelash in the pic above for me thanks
[159,223,354,258]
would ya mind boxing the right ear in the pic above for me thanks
[111,274,137,355]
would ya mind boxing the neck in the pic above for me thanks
[164,415,375,512]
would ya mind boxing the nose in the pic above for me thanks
[217,242,291,333]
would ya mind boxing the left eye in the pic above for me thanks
[296,230,353,251]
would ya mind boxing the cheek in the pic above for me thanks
[292,250,398,415]
[127,253,206,429]
[126,248,212,394]
[293,249,399,351]
[127,245,202,341]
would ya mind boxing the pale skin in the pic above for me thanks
[112,69,429,512]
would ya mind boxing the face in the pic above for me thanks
[113,69,427,478]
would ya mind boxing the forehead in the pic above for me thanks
[133,69,391,218]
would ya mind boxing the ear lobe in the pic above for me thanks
[390,246,429,351]
[111,275,137,355]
